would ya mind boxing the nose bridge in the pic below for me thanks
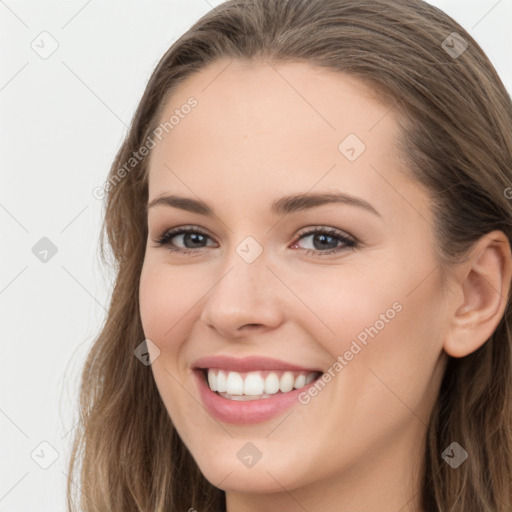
[211,235,270,304]
[199,233,284,334]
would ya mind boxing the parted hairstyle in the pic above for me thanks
[67,0,512,510]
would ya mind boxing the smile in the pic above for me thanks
[192,355,324,423]
[204,368,321,400]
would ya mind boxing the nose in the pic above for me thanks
[199,246,285,338]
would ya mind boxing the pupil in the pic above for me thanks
[185,233,205,248]
[314,234,337,250]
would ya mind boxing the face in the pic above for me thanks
[139,59,451,499]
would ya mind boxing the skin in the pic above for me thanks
[138,58,512,512]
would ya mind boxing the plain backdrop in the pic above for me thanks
[1,0,511,510]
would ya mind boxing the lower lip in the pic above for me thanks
[194,369,320,425]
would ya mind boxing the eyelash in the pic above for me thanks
[153,225,357,257]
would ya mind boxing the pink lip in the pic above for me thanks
[192,355,321,373]
[193,369,321,424]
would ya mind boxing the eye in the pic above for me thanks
[291,226,357,256]
[152,225,357,257]
[153,226,217,255]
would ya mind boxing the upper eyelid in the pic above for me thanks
[156,225,356,245]
[157,224,353,236]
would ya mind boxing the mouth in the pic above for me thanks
[191,355,325,424]
[195,367,323,401]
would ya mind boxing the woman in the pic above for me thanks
[67,0,512,510]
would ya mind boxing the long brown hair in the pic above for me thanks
[66,0,512,510]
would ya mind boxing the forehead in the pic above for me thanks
[146,59,424,221]
[152,58,395,149]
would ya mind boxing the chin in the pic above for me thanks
[193,451,307,494]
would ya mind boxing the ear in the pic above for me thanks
[444,230,512,358]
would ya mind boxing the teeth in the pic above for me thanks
[218,392,273,401]
[279,371,294,393]
[244,372,265,395]
[226,371,244,395]
[216,370,227,392]
[294,373,306,389]
[207,370,217,391]
[305,372,316,384]
[264,372,280,394]
[205,368,320,397]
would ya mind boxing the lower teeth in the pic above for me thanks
[217,391,283,401]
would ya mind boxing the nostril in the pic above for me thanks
[242,324,263,331]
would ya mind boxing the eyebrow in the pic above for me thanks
[147,192,381,217]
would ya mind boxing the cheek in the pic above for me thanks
[284,260,404,357]
[333,272,446,429]
[139,263,199,431]
[139,265,170,344]
[139,262,205,350]
[304,258,445,408]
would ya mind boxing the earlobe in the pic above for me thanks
[444,230,512,358]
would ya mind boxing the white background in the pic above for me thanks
[1,1,511,510]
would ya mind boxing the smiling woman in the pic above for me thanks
[67,1,512,511]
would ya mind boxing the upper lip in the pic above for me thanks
[192,355,322,373]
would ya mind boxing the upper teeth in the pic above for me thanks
[206,369,319,395]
